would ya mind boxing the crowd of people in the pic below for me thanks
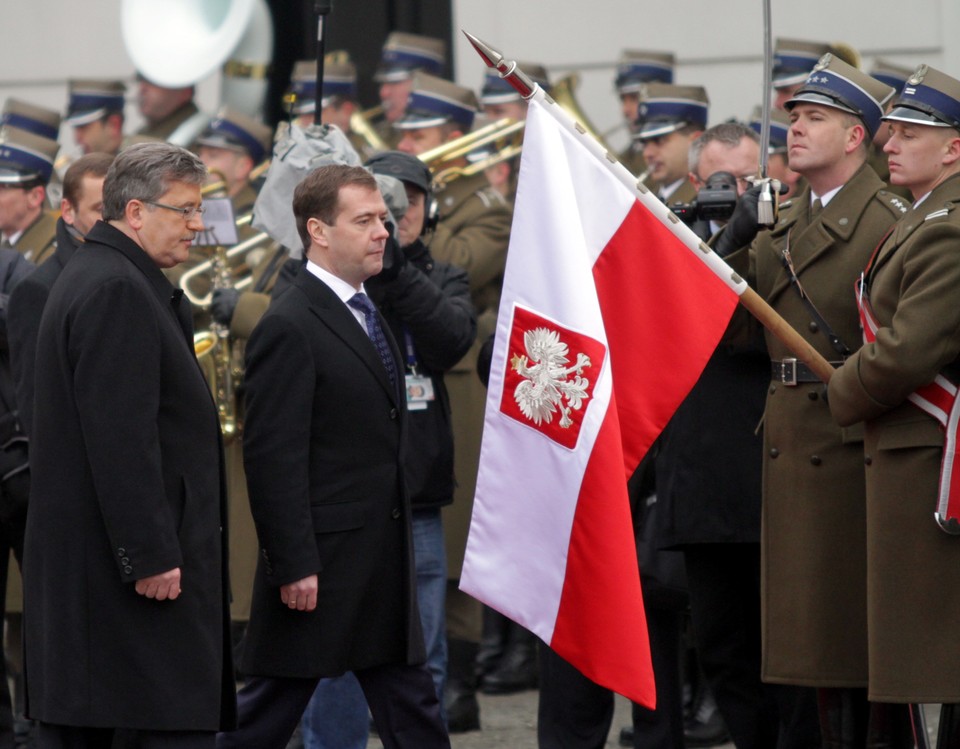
[0,24,958,749]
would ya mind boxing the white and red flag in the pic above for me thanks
[459,95,747,707]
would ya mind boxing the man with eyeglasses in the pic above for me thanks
[23,142,236,748]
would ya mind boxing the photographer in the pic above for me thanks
[654,122,821,748]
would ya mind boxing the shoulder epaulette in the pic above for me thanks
[924,205,953,222]
[875,189,910,216]
[474,186,508,209]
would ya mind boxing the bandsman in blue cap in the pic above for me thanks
[395,70,512,733]
[374,32,447,148]
[195,107,271,209]
[613,50,675,177]
[479,62,549,124]
[65,79,127,156]
[714,52,921,747]
[827,66,960,749]
[0,123,61,265]
[634,82,709,201]
[772,38,833,111]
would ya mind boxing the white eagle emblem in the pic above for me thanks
[511,327,592,429]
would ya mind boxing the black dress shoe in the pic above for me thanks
[480,642,538,694]
[684,702,730,747]
[618,725,634,746]
[445,686,480,733]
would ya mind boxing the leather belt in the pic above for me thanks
[771,358,842,386]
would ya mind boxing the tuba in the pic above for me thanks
[121,0,274,120]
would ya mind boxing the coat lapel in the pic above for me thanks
[294,271,400,404]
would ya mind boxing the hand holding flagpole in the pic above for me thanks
[462,31,833,384]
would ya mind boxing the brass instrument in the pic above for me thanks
[193,246,242,444]
[416,72,609,188]
[350,104,389,153]
[180,214,274,307]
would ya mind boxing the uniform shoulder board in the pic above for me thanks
[875,190,910,216]
[779,199,794,211]
[923,206,953,222]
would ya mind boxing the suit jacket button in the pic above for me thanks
[117,548,126,557]
[389,408,398,420]
[391,508,401,519]
[123,565,133,575]
[121,557,130,565]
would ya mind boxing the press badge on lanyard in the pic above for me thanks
[403,328,435,411]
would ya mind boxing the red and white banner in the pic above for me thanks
[460,96,745,707]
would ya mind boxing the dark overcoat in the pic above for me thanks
[726,165,905,687]
[829,174,960,703]
[23,221,236,731]
[239,269,425,677]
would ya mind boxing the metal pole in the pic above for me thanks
[314,0,332,125]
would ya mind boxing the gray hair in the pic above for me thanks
[688,122,759,175]
[101,142,207,221]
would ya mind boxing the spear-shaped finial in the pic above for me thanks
[462,30,538,100]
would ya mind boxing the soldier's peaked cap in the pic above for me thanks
[374,32,446,83]
[65,79,126,126]
[393,73,477,131]
[786,54,894,137]
[883,65,960,131]
[0,125,60,185]
[634,83,709,140]
[615,50,675,93]
[1,98,61,141]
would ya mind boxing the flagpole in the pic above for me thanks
[463,31,834,385]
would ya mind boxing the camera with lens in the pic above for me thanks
[669,171,739,225]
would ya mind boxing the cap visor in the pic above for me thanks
[882,106,952,127]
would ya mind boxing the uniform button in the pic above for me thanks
[808,390,819,401]
[769,385,777,395]
[123,565,133,575]
[838,217,849,226]
[809,321,819,333]
[769,448,779,458]
[391,508,401,519]
[864,455,873,466]
[389,408,398,420]
[117,548,126,557]
[810,455,822,466]
[121,557,130,565]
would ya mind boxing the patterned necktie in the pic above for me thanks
[347,292,397,390]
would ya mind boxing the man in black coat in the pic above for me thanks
[218,164,449,749]
[24,142,236,748]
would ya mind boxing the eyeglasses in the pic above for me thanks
[143,200,204,221]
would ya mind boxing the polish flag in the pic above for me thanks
[460,96,745,707]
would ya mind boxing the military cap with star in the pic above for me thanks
[786,54,895,137]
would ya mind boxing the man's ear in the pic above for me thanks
[125,199,146,230]
[307,216,329,248]
[61,198,76,227]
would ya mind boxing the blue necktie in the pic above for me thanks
[347,292,397,390]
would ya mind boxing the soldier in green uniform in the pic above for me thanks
[827,65,960,749]
[395,72,513,732]
[867,59,914,189]
[714,54,916,746]
[64,79,127,156]
[0,113,60,265]
[635,83,709,204]
[613,49,675,178]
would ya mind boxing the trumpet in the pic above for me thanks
[350,104,388,153]
[180,215,274,307]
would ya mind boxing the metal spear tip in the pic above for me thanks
[462,30,503,69]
